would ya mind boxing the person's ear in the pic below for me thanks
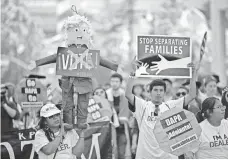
[206,110,213,117]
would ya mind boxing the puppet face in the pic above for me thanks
[66,21,91,46]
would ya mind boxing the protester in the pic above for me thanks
[221,86,228,119]
[202,75,220,100]
[185,97,228,159]
[132,84,144,99]
[212,74,223,97]
[94,87,108,99]
[125,62,197,159]
[175,86,189,100]
[163,79,174,101]
[104,83,111,91]
[1,84,20,134]
[33,104,84,159]
[106,73,132,158]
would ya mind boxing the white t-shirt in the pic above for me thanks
[194,119,228,159]
[134,96,185,159]
[33,129,79,159]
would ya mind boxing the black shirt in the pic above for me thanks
[1,101,19,134]
[113,96,120,114]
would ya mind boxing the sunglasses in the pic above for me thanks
[176,92,187,97]
[48,113,60,119]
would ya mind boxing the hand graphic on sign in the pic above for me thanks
[150,54,191,75]
[135,63,149,76]
[150,54,170,75]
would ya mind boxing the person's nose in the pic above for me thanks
[221,105,226,111]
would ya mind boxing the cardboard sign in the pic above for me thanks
[154,107,201,156]
[16,78,47,108]
[56,47,100,77]
[136,35,192,78]
[15,78,47,128]
[88,98,102,121]
[87,97,113,123]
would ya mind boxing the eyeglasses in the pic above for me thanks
[48,113,60,119]
[176,92,187,97]
[213,105,226,110]
[94,90,104,96]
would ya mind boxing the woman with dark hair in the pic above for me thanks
[93,87,108,99]
[221,86,228,119]
[33,103,84,159]
[185,97,228,159]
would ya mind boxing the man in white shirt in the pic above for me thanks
[125,64,197,159]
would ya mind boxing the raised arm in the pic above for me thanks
[36,54,57,67]
[100,57,118,71]
[125,77,135,106]
[184,64,197,106]
[72,130,84,158]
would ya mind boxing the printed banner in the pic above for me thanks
[56,47,100,78]
[1,121,112,159]
[136,35,192,78]
[153,107,201,156]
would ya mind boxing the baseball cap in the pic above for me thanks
[40,103,61,118]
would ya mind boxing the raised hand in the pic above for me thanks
[135,63,149,76]
[150,54,170,75]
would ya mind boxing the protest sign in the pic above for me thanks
[56,47,100,78]
[1,122,113,159]
[15,78,47,128]
[87,96,113,123]
[136,35,191,78]
[15,78,47,108]
[154,107,201,156]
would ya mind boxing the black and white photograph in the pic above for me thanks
[1,0,228,159]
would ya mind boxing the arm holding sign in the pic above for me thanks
[2,102,20,119]
[72,130,84,158]
[184,63,197,107]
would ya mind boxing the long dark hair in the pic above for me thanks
[221,90,228,119]
[197,97,218,123]
[39,117,55,142]
[37,109,55,142]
